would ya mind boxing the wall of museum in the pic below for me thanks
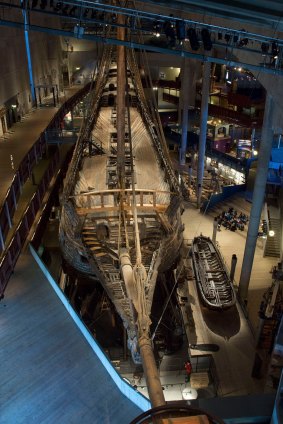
[0,16,62,136]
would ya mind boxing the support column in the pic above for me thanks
[197,61,211,208]
[238,94,274,304]
[22,7,36,105]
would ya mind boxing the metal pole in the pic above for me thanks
[238,94,274,304]
[197,61,211,208]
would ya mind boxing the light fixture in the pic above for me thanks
[224,34,231,43]
[261,43,269,54]
[269,230,275,237]
[69,6,77,16]
[40,0,47,9]
[201,28,212,51]
[239,37,248,47]
[187,28,199,51]
[176,20,186,42]
[253,150,258,156]
[272,42,279,57]
[153,20,162,37]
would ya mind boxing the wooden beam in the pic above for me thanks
[76,204,168,215]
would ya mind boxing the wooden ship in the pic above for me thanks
[59,37,184,406]
[191,235,236,310]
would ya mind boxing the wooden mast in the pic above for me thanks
[116,8,166,408]
[116,12,126,189]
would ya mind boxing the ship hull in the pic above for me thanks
[59,46,184,362]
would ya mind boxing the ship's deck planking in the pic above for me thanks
[0,252,141,423]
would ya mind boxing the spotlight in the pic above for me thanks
[176,20,186,43]
[239,37,248,47]
[153,20,162,37]
[54,1,62,11]
[83,8,89,18]
[224,34,231,43]
[62,4,69,14]
[69,5,77,16]
[272,42,279,57]
[40,0,47,9]
[187,28,199,51]
[261,43,269,54]
[201,28,212,51]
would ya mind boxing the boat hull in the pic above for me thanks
[191,235,236,310]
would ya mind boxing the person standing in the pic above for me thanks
[184,360,192,383]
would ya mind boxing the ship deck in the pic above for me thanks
[74,107,170,209]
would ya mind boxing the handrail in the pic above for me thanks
[62,46,113,200]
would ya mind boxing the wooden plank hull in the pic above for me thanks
[191,235,236,310]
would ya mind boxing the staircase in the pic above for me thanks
[264,218,281,258]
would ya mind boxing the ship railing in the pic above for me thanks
[127,50,181,195]
[63,46,113,199]
[70,188,174,215]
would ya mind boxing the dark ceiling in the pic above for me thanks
[135,0,283,33]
